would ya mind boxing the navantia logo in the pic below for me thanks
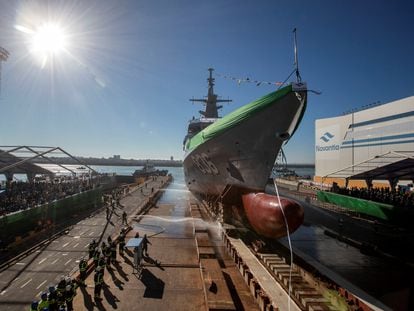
[316,131,340,152]
[320,132,334,142]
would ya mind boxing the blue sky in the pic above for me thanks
[0,0,413,163]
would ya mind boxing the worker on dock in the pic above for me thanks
[78,257,88,286]
[142,234,151,257]
[118,229,126,256]
[56,276,66,300]
[93,266,104,300]
[88,240,96,259]
[29,300,38,311]
[122,211,127,225]
[106,205,110,220]
[104,241,112,267]
[101,241,107,257]
[37,292,49,310]
[97,252,106,271]
[65,283,76,311]
[47,286,58,311]
[93,248,100,268]
[110,240,117,264]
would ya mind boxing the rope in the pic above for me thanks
[273,177,293,311]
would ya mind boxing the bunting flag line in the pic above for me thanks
[216,72,284,87]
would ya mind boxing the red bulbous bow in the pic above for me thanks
[242,192,304,239]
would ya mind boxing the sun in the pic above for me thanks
[31,23,67,55]
[16,22,69,67]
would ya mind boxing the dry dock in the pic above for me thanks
[0,173,398,310]
[72,181,259,310]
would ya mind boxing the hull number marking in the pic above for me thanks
[191,153,219,175]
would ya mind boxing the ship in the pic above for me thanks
[183,66,307,239]
[133,161,168,179]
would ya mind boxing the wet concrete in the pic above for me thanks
[72,177,259,311]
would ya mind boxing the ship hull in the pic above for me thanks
[183,86,307,203]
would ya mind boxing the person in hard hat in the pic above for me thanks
[98,255,106,274]
[104,241,111,267]
[65,283,76,311]
[93,266,104,299]
[56,276,66,297]
[93,248,100,268]
[48,286,58,311]
[29,300,38,311]
[78,257,88,286]
[88,240,96,259]
[37,292,49,310]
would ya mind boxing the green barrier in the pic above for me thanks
[316,191,395,221]
[0,187,104,245]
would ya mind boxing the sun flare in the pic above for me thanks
[16,22,69,67]
[31,23,67,54]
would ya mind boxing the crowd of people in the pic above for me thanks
[28,187,137,310]
[331,185,414,208]
[0,177,97,216]
[30,226,152,309]
[30,275,79,311]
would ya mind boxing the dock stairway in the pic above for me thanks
[258,253,337,311]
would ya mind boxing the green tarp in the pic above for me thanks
[317,191,395,221]
[186,84,295,151]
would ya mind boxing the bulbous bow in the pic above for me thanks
[242,192,304,239]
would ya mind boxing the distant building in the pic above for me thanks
[113,155,121,160]
[314,96,414,187]
[170,156,174,161]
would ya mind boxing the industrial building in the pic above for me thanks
[314,96,414,188]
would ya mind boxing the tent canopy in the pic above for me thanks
[0,146,97,177]
[323,151,414,182]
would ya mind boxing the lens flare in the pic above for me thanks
[31,23,67,54]
[16,22,68,68]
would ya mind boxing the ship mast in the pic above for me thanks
[190,68,232,118]
[293,28,302,83]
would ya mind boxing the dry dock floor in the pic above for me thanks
[73,193,259,310]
